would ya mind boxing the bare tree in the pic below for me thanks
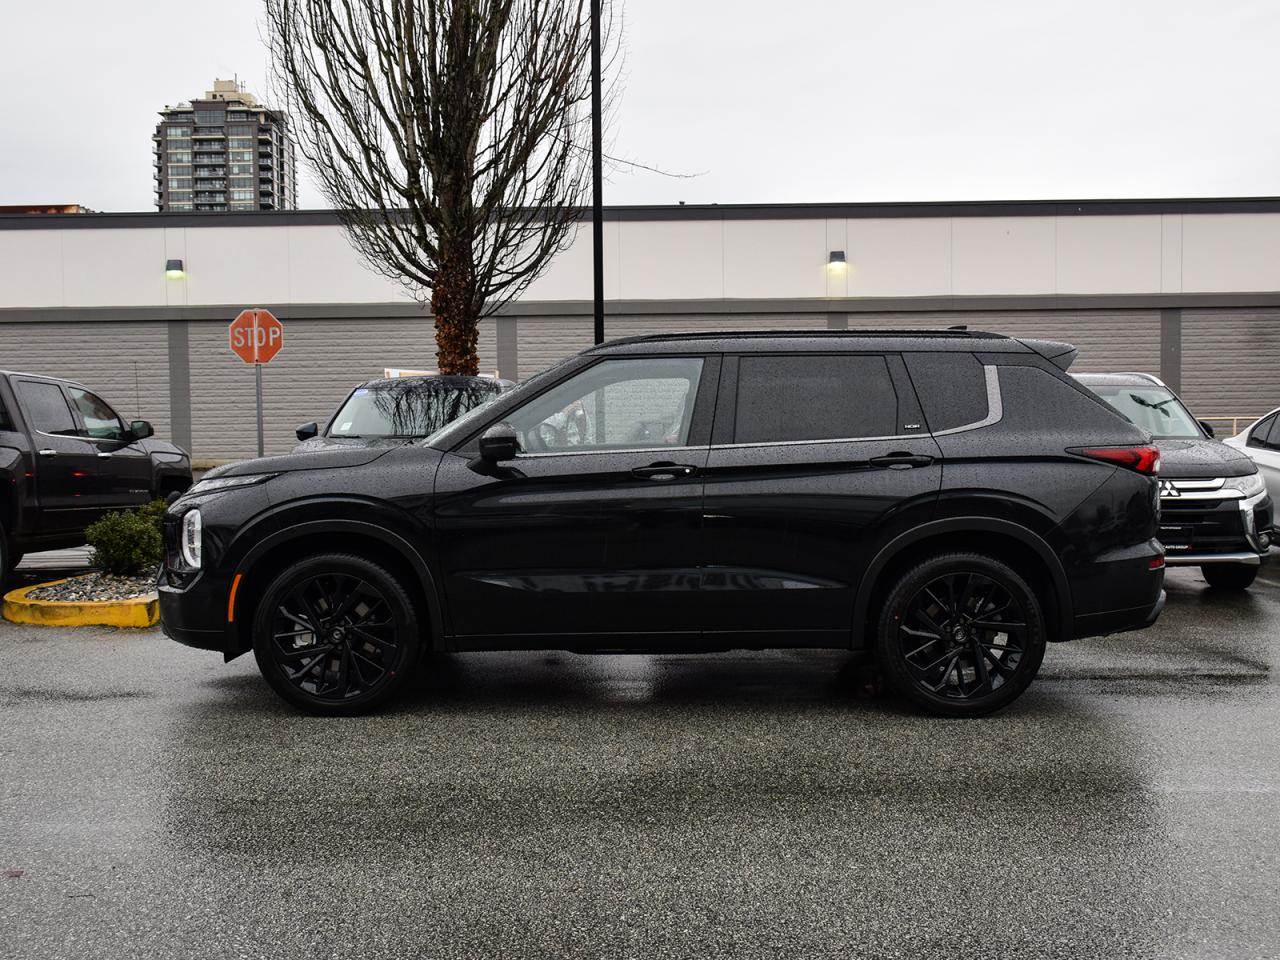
[265,0,614,374]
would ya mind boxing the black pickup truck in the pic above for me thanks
[0,371,192,571]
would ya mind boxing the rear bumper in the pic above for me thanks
[1069,538,1166,640]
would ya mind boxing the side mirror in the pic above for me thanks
[129,419,154,441]
[478,422,519,463]
[296,421,319,441]
[1198,420,1216,438]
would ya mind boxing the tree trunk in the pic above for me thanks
[431,247,479,375]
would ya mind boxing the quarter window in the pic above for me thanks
[507,358,704,453]
[1249,413,1279,450]
[17,382,77,436]
[734,354,898,443]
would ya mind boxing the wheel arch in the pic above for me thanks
[853,517,1073,647]
[227,519,446,658]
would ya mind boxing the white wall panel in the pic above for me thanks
[723,219,826,299]
[617,220,722,300]
[0,230,63,308]
[952,217,1056,295]
[61,229,168,307]
[846,218,951,296]
[1181,214,1280,292]
[285,225,412,304]
[182,227,291,305]
[1055,216,1161,294]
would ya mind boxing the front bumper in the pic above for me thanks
[1159,487,1272,565]
[159,572,234,654]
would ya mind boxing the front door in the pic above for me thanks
[699,353,943,646]
[13,378,102,535]
[433,355,718,647]
[65,386,153,509]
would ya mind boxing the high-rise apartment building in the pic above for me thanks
[153,79,297,212]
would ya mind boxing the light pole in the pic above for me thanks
[590,0,604,345]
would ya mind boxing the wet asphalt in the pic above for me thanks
[2,565,1279,960]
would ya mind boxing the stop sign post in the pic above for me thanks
[229,309,284,457]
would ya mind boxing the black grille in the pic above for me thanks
[1158,498,1247,553]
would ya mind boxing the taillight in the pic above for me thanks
[1072,445,1161,475]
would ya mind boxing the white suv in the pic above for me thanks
[1225,407,1280,505]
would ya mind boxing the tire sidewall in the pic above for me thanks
[876,553,1047,718]
[251,553,422,715]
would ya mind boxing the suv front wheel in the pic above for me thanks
[876,552,1047,717]
[251,553,423,715]
[1200,563,1258,590]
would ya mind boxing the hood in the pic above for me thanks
[205,445,397,479]
[292,435,413,454]
[1153,436,1257,479]
[138,437,188,458]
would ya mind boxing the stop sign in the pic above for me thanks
[229,309,284,364]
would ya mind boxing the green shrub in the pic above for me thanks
[86,507,164,576]
[136,499,169,536]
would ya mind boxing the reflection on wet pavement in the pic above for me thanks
[1,567,1277,959]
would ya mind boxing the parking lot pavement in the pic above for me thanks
[1,567,1278,960]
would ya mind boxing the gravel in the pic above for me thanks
[26,568,160,602]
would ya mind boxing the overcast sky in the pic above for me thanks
[3,0,1277,211]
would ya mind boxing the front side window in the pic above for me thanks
[17,381,78,436]
[67,388,126,440]
[734,354,898,443]
[1249,413,1279,450]
[1086,383,1202,439]
[507,358,703,453]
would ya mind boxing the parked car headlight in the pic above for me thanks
[187,473,277,496]
[1223,473,1266,498]
[180,509,203,569]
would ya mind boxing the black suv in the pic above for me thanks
[161,331,1165,717]
[1076,372,1272,589]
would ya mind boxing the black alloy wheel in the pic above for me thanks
[877,553,1046,717]
[252,554,421,715]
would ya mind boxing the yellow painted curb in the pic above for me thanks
[3,577,160,628]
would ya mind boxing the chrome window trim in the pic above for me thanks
[511,365,1004,456]
[925,365,1003,437]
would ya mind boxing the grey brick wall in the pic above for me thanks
[1182,309,1280,428]
[0,320,172,439]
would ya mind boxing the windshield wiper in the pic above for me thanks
[1128,393,1178,417]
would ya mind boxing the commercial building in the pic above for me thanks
[1,198,1277,460]
[153,80,297,213]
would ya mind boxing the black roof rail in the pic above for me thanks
[594,329,1009,348]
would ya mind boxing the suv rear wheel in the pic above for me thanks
[1200,563,1258,590]
[251,553,422,715]
[876,552,1047,717]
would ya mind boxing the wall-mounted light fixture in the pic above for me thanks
[827,250,847,273]
[165,258,185,280]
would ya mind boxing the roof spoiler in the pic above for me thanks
[1019,338,1079,371]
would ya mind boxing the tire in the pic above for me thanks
[1201,563,1258,590]
[251,553,423,715]
[875,552,1047,718]
[6,550,23,573]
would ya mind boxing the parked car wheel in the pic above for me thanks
[1200,563,1258,590]
[876,553,1047,718]
[251,553,423,715]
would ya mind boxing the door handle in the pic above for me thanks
[632,462,697,481]
[869,452,935,470]
[37,448,57,457]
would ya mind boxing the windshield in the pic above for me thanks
[1086,383,1203,439]
[327,380,503,439]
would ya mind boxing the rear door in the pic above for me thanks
[65,386,153,509]
[1246,412,1280,503]
[13,378,101,534]
[700,352,943,646]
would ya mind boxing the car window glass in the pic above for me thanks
[903,352,987,432]
[67,387,127,441]
[1247,413,1276,449]
[0,395,13,432]
[17,381,78,436]
[507,358,703,453]
[1083,383,1201,439]
[329,380,503,438]
[1262,413,1280,450]
[734,354,897,443]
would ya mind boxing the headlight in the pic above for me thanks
[1224,473,1266,498]
[187,473,276,496]
[180,509,202,569]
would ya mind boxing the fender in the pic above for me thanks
[852,516,1074,642]
[234,517,446,647]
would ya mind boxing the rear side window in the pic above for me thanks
[1248,413,1278,450]
[903,352,987,432]
[734,354,897,443]
[17,381,77,436]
